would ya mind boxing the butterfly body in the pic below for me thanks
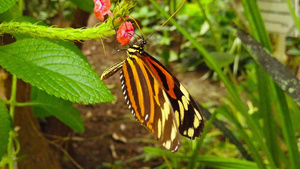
[101,39,204,152]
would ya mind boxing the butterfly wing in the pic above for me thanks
[142,52,204,139]
[120,53,181,152]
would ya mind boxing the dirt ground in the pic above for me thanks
[63,15,225,169]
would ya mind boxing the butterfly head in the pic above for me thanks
[129,39,147,55]
[134,39,147,48]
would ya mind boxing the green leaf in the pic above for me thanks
[31,87,84,132]
[237,29,300,106]
[194,156,258,169]
[206,52,235,68]
[0,38,114,104]
[144,147,258,169]
[0,4,21,21]
[0,0,17,14]
[70,0,94,13]
[0,101,11,160]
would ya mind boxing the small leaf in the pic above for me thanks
[287,48,300,55]
[31,87,84,132]
[205,52,235,69]
[0,101,11,160]
[0,38,114,104]
[0,0,17,14]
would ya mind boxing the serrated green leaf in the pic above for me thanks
[0,101,11,160]
[0,38,114,104]
[0,0,17,14]
[10,17,87,62]
[70,0,94,13]
[31,87,84,132]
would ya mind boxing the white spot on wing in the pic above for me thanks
[162,101,170,120]
[180,84,190,101]
[170,124,177,140]
[163,140,171,150]
[157,119,162,139]
[193,116,200,128]
[188,128,194,137]
[181,96,189,110]
[173,145,179,152]
[194,108,202,120]
[178,101,184,123]
[174,110,180,126]
[145,114,149,121]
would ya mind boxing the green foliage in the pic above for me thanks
[0,0,135,168]
[70,0,94,13]
[0,0,17,14]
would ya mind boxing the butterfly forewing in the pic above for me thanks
[143,53,204,139]
[120,53,180,151]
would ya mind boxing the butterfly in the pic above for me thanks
[101,38,204,152]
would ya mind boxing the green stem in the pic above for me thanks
[0,0,135,41]
[7,75,17,169]
[9,75,17,121]
[274,84,300,169]
[188,111,218,169]
[14,101,43,107]
[0,22,115,40]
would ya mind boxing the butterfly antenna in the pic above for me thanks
[147,0,186,40]
[130,16,144,39]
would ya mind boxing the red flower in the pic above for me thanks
[117,22,134,45]
[93,0,112,21]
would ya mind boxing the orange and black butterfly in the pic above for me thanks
[101,38,204,152]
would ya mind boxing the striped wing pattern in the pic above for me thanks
[119,48,204,151]
[120,53,180,151]
[142,53,204,139]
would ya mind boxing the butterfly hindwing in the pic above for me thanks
[120,53,180,151]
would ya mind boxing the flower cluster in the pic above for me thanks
[93,0,134,45]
